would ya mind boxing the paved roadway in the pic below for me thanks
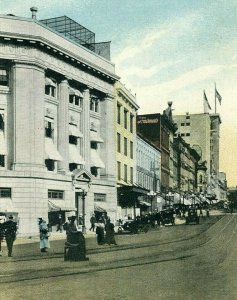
[0,212,237,300]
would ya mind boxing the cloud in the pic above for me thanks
[1,0,94,18]
[114,29,168,66]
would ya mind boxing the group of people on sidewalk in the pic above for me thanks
[91,214,117,246]
[0,215,18,257]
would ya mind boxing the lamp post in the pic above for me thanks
[77,188,87,234]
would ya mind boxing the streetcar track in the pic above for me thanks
[0,215,223,264]
[0,253,195,284]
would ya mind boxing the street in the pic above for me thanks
[0,212,237,300]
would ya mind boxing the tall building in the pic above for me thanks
[114,81,140,219]
[137,102,177,195]
[0,12,119,235]
[173,112,221,200]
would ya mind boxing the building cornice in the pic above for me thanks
[0,16,120,83]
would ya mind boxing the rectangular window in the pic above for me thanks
[48,189,64,199]
[124,137,127,156]
[181,123,185,126]
[94,193,106,202]
[0,69,8,86]
[130,167,133,184]
[69,135,78,145]
[117,104,121,124]
[186,116,190,119]
[117,133,121,153]
[117,161,121,181]
[186,133,190,136]
[0,188,11,198]
[91,167,98,177]
[0,114,4,131]
[45,85,56,97]
[130,141,133,159]
[124,109,128,129]
[186,123,190,126]
[45,159,55,171]
[45,120,54,138]
[130,114,134,133]
[0,155,5,167]
[124,164,128,182]
[91,142,97,150]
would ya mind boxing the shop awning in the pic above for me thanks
[69,124,83,138]
[118,185,149,195]
[45,138,63,161]
[45,77,56,87]
[0,131,7,155]
[48,200,76,212]
[157,196,166,204]
[69,144,85,165]
[90,130,104,143]
[0,199,14,212]
[69,88,83,98]
[94,205,106,212]
[139,200,151,207]
[90,149,105,168]
[183,198,192,205]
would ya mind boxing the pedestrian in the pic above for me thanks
[66,216,78,237]
[39,218,50,253]
[4,215,17,257]
[89,213,96,232]
[56,211,63,233]
[0,215,6,256]
[96,218,105,245]
[105,218,117,245]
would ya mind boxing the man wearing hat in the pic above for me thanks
[4,215,17,257]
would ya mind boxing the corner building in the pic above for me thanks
[0,15,119,236]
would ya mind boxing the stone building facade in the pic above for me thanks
[173,112,221,200]
[0,14,119,235]
[114,81,140,219]
[137,103,177,195]
[136,133,161,212]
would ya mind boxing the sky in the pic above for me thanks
[1,0,237,185]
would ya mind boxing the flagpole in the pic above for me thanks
[214,82,217,114]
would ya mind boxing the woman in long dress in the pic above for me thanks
[39,219,50,253]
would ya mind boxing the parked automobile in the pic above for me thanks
[186,208,199,225]
[160,209,175,226]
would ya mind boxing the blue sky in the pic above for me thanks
[1,0,237,185]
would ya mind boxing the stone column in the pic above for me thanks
[82,88,90,171]
[100,94,116,181]
[58,79,69,173]
[11,62,45,171]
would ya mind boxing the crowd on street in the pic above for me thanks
[0,204,213,260]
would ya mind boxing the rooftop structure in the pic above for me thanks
[40,16,111,60]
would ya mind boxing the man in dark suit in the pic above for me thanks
[4,215,17,257]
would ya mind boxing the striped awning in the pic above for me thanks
[69,144,85,165]
[90,130,104,143]
[48,200,76,212]
[69,124,83,138]
[90,149,105,168]
[0,131,7,155]
[45,77,56,87]
[94,205,106,212]
[45,138,63,161]
[69,88,83,98]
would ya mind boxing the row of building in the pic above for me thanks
[0,10,227,236]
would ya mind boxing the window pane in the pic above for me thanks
[0,188,11,198]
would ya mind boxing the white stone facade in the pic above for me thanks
[0,15,118,236]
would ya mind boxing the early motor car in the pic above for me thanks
[185,208,199,225]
